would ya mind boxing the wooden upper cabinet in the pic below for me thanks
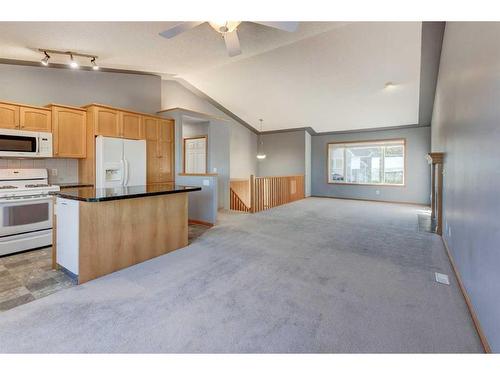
[94,107,120,137]
[120,112,142,139]
[0,103,20,129]
[20,107,51,131]
[159,119,174,142]
[143,117,159,141]
[51,105,87,158]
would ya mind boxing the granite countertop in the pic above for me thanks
[55,183,94,189]
[50,184,201,202]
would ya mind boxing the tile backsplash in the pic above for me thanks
[0,158,78,184]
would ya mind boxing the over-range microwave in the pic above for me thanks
[0,129,52,158]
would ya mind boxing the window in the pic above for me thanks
[327,139,405,185]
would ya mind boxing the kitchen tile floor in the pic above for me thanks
[0,247,75,312]
[0,224,211,312]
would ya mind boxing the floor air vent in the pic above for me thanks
[435,272,450,285]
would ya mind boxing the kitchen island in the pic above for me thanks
[50,184,201,284]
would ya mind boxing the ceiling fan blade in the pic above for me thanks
[223,30,242,57]
[159,21,204,39]
[254,22,299,32]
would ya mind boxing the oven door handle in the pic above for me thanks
[0,196,52,204]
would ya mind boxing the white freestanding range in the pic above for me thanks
[0,169,60,256]
[95,136,146,188]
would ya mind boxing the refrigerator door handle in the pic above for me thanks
[123,159,130,186]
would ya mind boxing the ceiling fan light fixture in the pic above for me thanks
[209,21,241,34]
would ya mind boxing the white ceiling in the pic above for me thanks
[0,21,341,76]
[184,22,422,132]
[0,21,422,132]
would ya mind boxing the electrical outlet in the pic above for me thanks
[202,179,210,186]
[375,189,380,195]
[51,168,58,177]
[212,167,217,173]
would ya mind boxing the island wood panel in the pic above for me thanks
[78,193,188,284]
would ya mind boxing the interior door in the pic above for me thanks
[184,137,207,174]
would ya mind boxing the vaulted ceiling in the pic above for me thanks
[0,21,422,132]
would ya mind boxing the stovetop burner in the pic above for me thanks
[0,185,18,190]
[25,183,50,188]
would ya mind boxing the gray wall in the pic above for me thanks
[311,126,431,204]
[305,132,312,196]
[431,22,500,352]
[0,64,161,114]
[182,120,209,138]
[161,80,257,179]
[175,174,218,225]
[257,131,306,177]
[418,22,446,126]
[0,63,161,183]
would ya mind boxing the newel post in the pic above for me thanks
[249,175,255,213]
[426,152,445,235]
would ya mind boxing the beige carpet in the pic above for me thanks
[0,198,482,353]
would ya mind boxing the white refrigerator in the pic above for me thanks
[95,136,146,188]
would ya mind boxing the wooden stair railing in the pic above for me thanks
[230,175,305,213]
[230,188,251,212]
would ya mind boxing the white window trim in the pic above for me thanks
[327,138,406,187]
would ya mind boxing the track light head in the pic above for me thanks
[91,57,99,70]
[41,51,50,66]
[69,54,78,69]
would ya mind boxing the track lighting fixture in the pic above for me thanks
[40,51,50,66]
[38,49,99,71]
[91,57,99,70]
[69,54,78,68]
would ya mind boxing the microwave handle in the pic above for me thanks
[35,136,40,154]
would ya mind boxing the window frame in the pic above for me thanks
[326,138,406,187]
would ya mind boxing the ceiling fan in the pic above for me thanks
[159,21,299,57]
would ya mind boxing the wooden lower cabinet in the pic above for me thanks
[50,105,87,158]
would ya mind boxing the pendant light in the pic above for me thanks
[256,118,266,160]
